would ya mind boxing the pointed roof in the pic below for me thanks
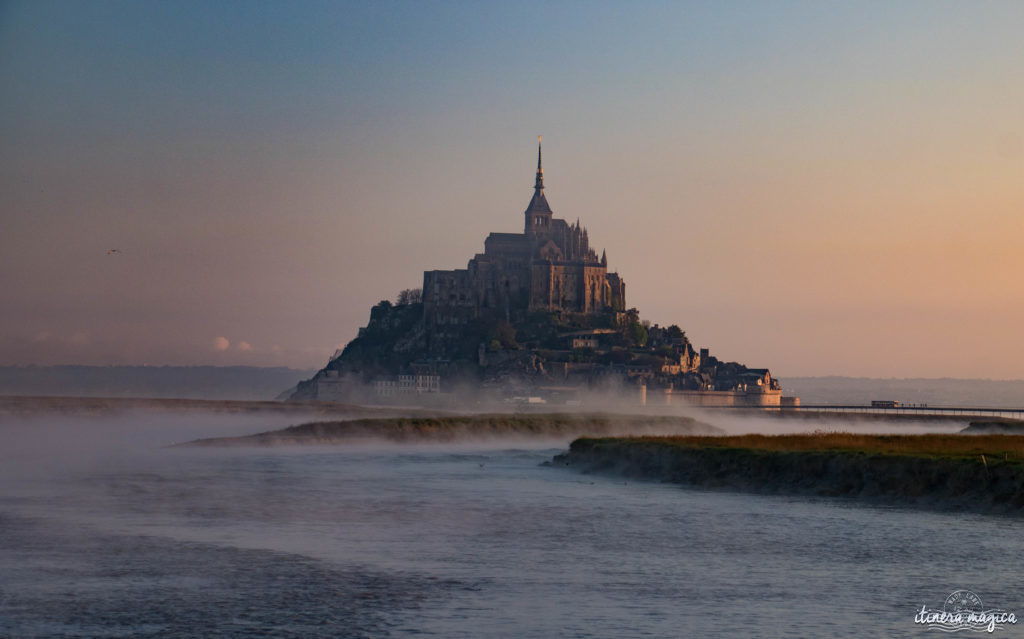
[526,135,552,214]
[527,190,552,214]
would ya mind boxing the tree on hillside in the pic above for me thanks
[488,321,518,351]
[666,324,685,340]
[627,321,648,348]
[396,288,422,305]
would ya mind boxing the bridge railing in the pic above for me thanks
[720,404,1024,419]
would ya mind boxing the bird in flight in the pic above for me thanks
[107,249,121,255]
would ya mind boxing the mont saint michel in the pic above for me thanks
[293,139,793,408]
[8,4,1024,638]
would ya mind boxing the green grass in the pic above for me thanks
[576,432,1024,464]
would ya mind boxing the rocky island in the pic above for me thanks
[292,140,796,408]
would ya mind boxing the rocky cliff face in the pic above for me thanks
[554,438,1024,515]
[291,289,777,403]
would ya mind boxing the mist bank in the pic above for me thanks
[553,434,1024,515]
[178,414,722,447]
[962,420,1024,434]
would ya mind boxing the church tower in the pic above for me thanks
[524,136,553,235]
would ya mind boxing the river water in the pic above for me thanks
[1,411,1022,637]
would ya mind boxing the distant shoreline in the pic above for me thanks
[0,395,423,418]
[0,365,317,402]
[1,394,1012,424]
[553,434,1024,516]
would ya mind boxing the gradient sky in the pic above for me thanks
[2,1,1023,378]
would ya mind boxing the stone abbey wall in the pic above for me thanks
[422,145,624,328]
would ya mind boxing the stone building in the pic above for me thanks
[423,139,626,329]
[373,374,441,397]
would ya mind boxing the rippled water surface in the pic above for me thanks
[1,412,1022,637]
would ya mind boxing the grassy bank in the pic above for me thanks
[555,433,1024,514]
[180,413,720,446]
[583,432,1024,462]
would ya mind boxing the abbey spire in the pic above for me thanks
[525,135,553,234]
[535,135,544,190]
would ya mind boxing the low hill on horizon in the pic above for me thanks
[0,365,318,401]
[4,367,1020,408]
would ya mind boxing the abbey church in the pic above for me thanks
[423,139,626,328]
[296,139,794,408]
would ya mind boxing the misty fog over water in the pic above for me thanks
[1,408,1022,637]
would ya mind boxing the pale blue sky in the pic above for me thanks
[3,1,1024,377]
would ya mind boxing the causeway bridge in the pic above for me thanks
[739,404,1024,420]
